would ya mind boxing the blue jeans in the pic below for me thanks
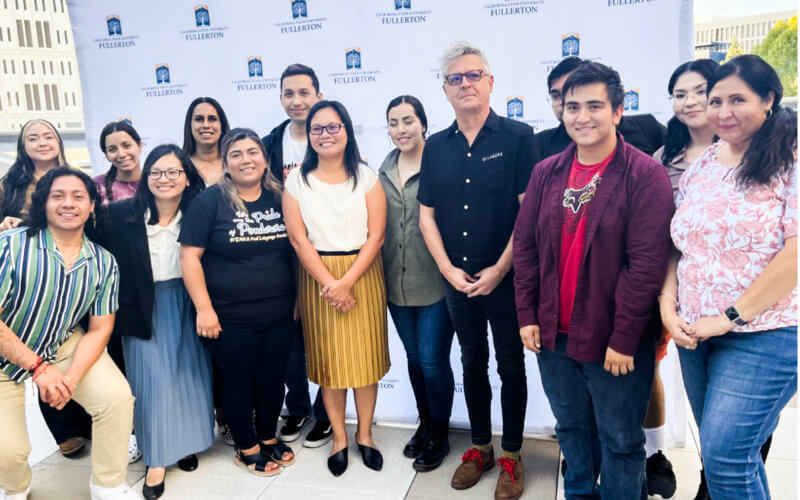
[678,326,797,500]
[283,320,328,422]
[388,299,455,422]
[538,335,654,500]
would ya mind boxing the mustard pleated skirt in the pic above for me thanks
[298,252,390,389]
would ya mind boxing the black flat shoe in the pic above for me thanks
[143,467,165,500]
[328,447,348,476]
[177,454,198,472]
[357,443,383,471]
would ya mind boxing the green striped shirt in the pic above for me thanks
[0,227,119,383]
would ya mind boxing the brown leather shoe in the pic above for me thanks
[451,447,494,490]
[59,436,87,458]
[495,457,524,500]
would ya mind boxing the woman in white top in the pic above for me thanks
[101,144,213,499]
[283,100,389,477]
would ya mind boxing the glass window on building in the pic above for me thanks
[15,91,19,106]
[68,61,71,74]
[22,59,25,74]
[11,59,14,73]
[30,58,34,74]
[56,29,60,43]
[32,84,40,110]
[60,60,63,74]
[24,84,32,110]
[43,84,51,110]
[23,19,31,46]
[44,20,51,47]
[40,60,44,73]
[16,19,24,46]
[2,60,5,73]
[63,29,67,44]
[51,84,58,110]
[49,60,53,73]
[35,20,42,47]
[71,92,76,105]
[60,0,63,12]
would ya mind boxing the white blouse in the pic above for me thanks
[284,164,378,252]
[144,209,183,282]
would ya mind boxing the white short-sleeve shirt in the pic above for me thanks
[285,163,378,252]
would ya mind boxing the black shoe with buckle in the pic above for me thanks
[304,420,333,448]
[278,415,309,442]
[647,450,677,499]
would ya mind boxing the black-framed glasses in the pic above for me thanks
[309,123,344,135]
[148,169,185,181]
[444,70,487,86]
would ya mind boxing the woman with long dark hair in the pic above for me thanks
[180,128,296,477]
[664,54,797,499]
[182,97,230,185]
[283,100,389,477]
[93,121,143,205]
[0,119,66,230]
[100,144,212,499]
[378,95,453,472]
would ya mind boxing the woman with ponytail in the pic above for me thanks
[94,120,143,205]
[663,54,797,499]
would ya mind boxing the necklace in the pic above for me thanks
[52,235,82,248]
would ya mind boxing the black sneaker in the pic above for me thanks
[278,415,309,442]
[647,450,677,499]
[303,420,333,448]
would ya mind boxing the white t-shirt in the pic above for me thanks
[281,125,307,182]
[284,163,378,252]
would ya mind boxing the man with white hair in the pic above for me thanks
[418,41,538,500]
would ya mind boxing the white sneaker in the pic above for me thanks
[89,479,136,500]
[128,433,142,464]
[1,486,30,500]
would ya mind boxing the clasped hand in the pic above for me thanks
[321,278,356,313]
[35,367,76,409]
[446,264,505,298]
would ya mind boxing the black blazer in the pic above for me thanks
[99,198,157,340]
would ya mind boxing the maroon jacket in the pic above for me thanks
[513,135,673,362]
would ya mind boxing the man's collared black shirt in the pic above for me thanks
[418,109,538,275]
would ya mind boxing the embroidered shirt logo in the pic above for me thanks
[563,173,601,214]
[482,152,503,162]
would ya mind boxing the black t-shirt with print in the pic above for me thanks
[179,184,294,323]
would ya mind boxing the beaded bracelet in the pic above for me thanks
[28,355,43,374]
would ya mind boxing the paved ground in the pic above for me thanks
[14,381,798,499]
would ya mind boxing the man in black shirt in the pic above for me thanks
[261,64,331,448]
[534,57,675,499]
[418,41,537,500]
[535,57,666,159]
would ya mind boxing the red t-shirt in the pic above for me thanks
[557,151,614,332]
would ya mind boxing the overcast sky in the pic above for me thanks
[694,0,796,18]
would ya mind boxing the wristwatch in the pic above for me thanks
[724,305,748,326]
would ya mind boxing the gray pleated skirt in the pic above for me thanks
[122,278,214,467]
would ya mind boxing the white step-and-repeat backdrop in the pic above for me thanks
[68,0,694,442]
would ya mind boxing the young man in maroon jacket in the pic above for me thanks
[512,61,673,499]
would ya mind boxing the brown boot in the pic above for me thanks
[495,457,524,500]
[451,447,495,490]
[58,436,87,458]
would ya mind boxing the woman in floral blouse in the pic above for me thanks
[661,54,796,499]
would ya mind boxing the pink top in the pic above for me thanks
[671,141,797,331]
[93,173,139,205]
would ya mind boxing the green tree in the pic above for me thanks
[753,16,797,96]
[724,36,745,61]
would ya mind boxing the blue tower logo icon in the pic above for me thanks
[248,57,263,78]
[194,5,210,27]
[292,0,308,19]
[624,89,640,111]
[106,15,122,36]
[155,64,170,85]
[506,97,524,118]
[346,48,362,70]
[562,33,580,57]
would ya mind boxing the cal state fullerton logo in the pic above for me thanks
[106,15,121,35]
[117,117,133,125]
[377,0,429,25]
[346,48,362,70]
[155,64,170,84]
[507,96,524,118]
[292,0,308,18]
[194,5,210,26]
[562,33,580,57]
[395,0,411,9]
[248,57,263,78]
[624,89,640,111]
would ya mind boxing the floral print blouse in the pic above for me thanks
[671,141,797,332]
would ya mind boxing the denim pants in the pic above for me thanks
[283,320,328,422]
[538,334,654,500]
[388,299,455,422]
[443,276,527,452]
[678,326,797,500]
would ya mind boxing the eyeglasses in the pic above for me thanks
[148,169,185,181]
[443,70,487,86]
[669,88,707,103]
[309,123,344,135]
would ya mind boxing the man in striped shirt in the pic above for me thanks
[0,168,135,500]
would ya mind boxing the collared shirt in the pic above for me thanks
[652,145,691,197]
[671,141,797,332]
[418,109,538,274]
[0,227,119,382]
[144,209,183,282]
[379,149,444,307]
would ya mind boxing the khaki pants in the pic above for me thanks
[0,330,134,494]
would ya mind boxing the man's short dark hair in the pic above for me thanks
[547,56,583,90]
[561,61,625,110]
[280,63,320,93]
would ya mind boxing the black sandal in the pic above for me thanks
[234,449,281,476]
[260,441,295,466]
